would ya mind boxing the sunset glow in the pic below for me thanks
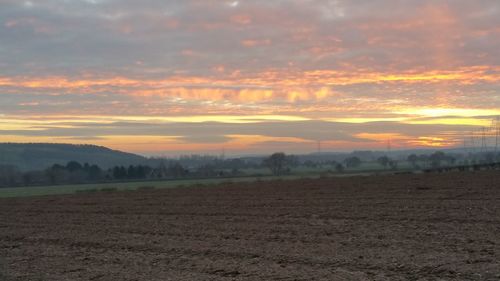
[1,1,499,155]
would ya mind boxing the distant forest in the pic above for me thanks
[0,143,148,170]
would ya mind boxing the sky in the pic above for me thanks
[0,0,499,156]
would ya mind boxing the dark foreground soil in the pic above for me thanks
[1,171,500,280]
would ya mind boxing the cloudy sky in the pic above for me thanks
[0,0,499,155]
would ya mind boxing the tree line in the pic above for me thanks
[262,151,500,175]
[0,161,239,188]
[1,150,499,188]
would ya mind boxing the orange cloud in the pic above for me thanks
[407,137,458,147]
[1,66,498,91]
[132,86,335,103]
[355,132,461,149]
[241,39,271,47]
[230,14,252,25]
[355,133,411,142]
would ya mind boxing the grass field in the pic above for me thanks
[0,162,409,198]
[0,174,318,198]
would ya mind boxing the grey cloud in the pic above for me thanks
[1,0,499,76]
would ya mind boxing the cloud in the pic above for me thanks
[0,0,499,153]
[0,114,487,153]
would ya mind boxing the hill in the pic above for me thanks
[0,143,148,171]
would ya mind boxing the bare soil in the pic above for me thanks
[1,171,500,280]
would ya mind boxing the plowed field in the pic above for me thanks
[1,171,500,280]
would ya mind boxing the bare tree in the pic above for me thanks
[377,156,390,169]
[344,157,362,169]
[407,154,418,168]
[264,153,288,175]
[335,163,344,173]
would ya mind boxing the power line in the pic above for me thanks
[481,127,487,153]
[463,132,467,152]
[470,130,476,154]
[221,147,226,160]
[496,116,499,153]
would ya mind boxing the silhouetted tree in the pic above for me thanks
[66,161,83,172]
[418,154,430,168]
[196,164,217,177]
[304,160,317,168]
[335,163,344,173]
[484,153,495,164]
[0,165,22,187]
[88,165,103,181]
[377,156,390,169]
[285,155,299,167]
[135,165,148,179]
[445,155,456,166]
[113,166,128,180]
[264,152,288,175]
[168,163,189,178]
[344,157,362,168]
[388,160,398,170]
[23,170,47,186]
[127,165,137,179]
[407,154,418,168]
[45,164,69,184]
[430,151,446,168]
